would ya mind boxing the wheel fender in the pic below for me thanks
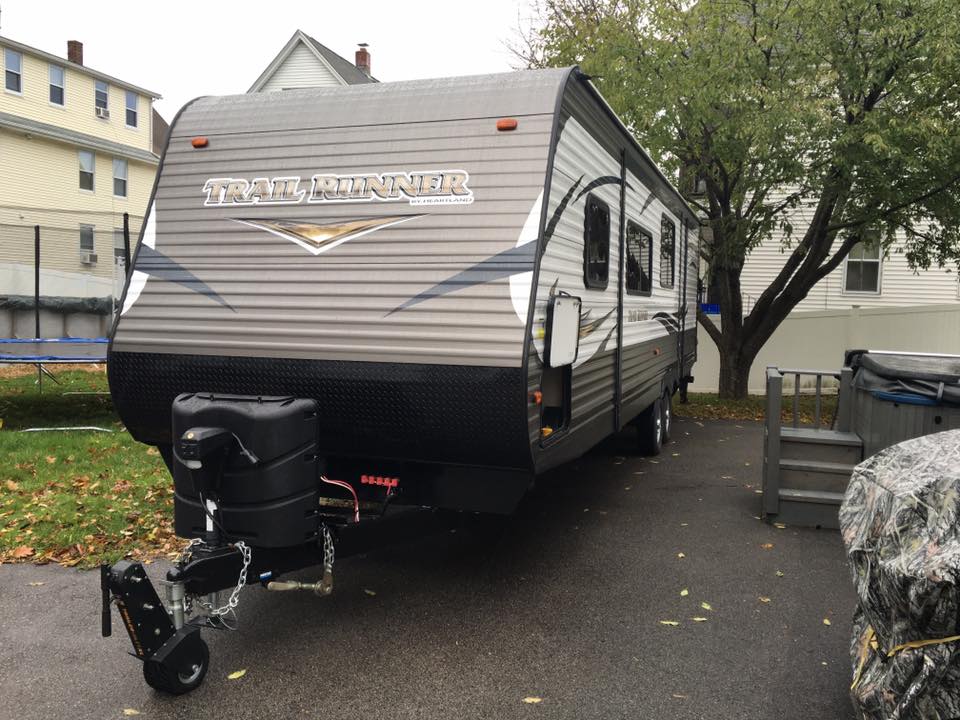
[148,625,204,676]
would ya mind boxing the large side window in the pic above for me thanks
[660,215,676,289]
[583,194,610,289]
[625,221,653,295]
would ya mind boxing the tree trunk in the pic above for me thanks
[717,345,753,399]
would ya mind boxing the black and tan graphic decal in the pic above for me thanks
[234,215,422,256]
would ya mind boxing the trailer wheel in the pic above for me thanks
[660,390,673,444]
[142,637,209,695]
[636,397,663,456]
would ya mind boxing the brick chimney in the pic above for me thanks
[355,43,371,77]
[67,40,83,66]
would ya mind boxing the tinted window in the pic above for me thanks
[583,195,610,289]
[660,216,676,289]
[625,221,652,295]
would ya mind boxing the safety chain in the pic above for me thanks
[177,539,252,618]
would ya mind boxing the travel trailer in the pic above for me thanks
[100,66,700,693]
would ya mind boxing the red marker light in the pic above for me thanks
[496,118,518,132]
[191,136,209,148]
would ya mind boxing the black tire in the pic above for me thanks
[661,389,673,444]
[636,396,663,456]
[142,637,209,695]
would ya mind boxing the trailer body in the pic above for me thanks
[109,67,700,515]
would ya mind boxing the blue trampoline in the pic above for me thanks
[0,337,108,363]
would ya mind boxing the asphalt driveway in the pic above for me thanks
[0,418,856,720]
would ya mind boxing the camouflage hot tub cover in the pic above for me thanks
[841,429,960,720]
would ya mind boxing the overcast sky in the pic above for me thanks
[0,0,536,119]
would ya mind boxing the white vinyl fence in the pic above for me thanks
[690,303,960,395]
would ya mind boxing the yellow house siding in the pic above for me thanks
[0,128,150,281]
[0,43,152,154]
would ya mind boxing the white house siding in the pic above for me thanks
[258,42,343,92]
[737,192,958,313]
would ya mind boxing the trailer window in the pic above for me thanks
[660,216,676,289]
[583,195,610,289]
[625,221,652,296]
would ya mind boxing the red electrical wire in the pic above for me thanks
[321,475,359,523]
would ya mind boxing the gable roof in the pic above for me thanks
[247,30,376,92]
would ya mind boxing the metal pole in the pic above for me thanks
[122,212,131,276]
[34,225,41,339]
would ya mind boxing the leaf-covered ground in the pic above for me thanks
[675,391,838,427]
[0,365,836,567]
[0,365,179,567]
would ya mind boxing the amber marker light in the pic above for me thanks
[531,390,543,405]
[191,136,209,148]
[496,118,518,131]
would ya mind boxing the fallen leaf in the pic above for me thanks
[759,596,771,604]
[45,456,57,464]
[146,447,160,456]
[691,617,708,622]
[227,669,247,680]
[363,588,377,597]
[760,543,774,550]
[700,602,713,611]
[773,522,787,529]
[12,545,34,559]
[659,620,680,626]
[4,480,17,491]
[677,552,686,559]
[823,618,831,626]
[28,581,45,587]
[680,588,689,597]
[122,710,141,717]
[522,697,543,704]
[776,570,785,577]
[672,693,688,699]
[679,522,688,527]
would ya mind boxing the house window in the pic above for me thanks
[125,91,138,127]
[583,194,610,289]
[113,158,128,197]
[844,241,882,293]
[660,216,676,289]
[625,220,653,295]
[114,229,127,260]
[4,49,22,93]
[79,150,95,191]
[80,225,95,252]
[49,64,65,105]
[95,80,109,111]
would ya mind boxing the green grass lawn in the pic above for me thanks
[0,366,176,567]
